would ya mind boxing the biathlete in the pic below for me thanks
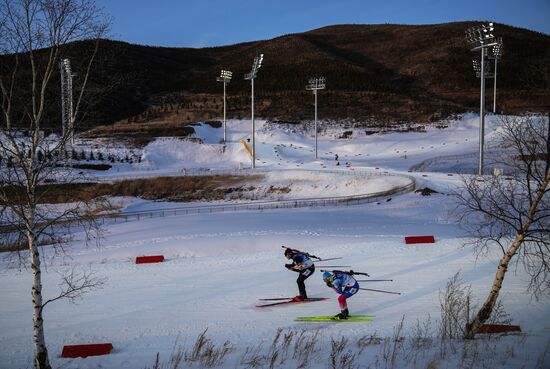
[284,247,315,301]
[322,271,359,319]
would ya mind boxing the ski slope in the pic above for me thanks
[86,113,489,180]
[1,114,549,369]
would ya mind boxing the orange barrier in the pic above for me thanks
[61,343,113,358]
[405,236,435,244]
[136,255,165,264]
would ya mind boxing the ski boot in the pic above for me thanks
[292,294,307,302]
[333,308,350,320]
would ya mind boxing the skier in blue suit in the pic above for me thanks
[322,271,359,319]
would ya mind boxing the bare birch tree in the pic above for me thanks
[0,1,110,368]
[454,114,550,339]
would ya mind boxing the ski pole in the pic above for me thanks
[356,279,393,282]
[313,257,343,262]
[359,287,401,295]
[315,265,351,268]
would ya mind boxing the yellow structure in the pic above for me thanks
[241,139,253,157]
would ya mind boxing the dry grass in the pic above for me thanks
[185,329,234,367]
[439,271,472,340]
[3,174,263,205]
[0,174,264,252]
[85,121,197,146]
[144,322,547,369]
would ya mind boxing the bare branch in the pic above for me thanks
[41,267,106,310]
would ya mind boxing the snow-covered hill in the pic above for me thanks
[1,114,548,369]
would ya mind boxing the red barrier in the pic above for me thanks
[477,324,522,334]
[135,255,165,264]
[61,343,113,358]
[405,236,435,244]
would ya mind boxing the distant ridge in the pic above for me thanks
[5,22,548,138]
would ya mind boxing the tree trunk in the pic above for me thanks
[30,230,51,369]
[464,234,523,339]
[465,168,550,339]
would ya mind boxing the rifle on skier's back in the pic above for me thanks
[321,269,403,295]
[320,269,370,277]
[282,246,342,262]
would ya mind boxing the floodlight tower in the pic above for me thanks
[244,54,263,168]
[465,22,499,175]
[305,77,326,160]
[488,38,503,113]
[60,58,74,145]
[216,70,232,143]
[472,60,494,79]
[471,60,494,121]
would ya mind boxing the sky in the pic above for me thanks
[97,0,549,48]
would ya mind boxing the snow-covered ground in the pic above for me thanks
[1,114,548,369]
[81,113,498,180]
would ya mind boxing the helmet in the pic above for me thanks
[284,248,293,257]
[322,271,332,282]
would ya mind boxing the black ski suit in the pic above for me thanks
[285,253,315,298]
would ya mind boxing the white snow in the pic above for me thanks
[1,114,548,369]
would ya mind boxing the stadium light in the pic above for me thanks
[305,77,326,160]
[488,38,503,113]
[472,60,494,79]
[244,54,263,168]
[465,22,500,176]
[216,70,232,143]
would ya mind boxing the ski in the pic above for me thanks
[256,297,328,308]
[258,297,295,301]
[296,318,373,323]
[295,315,375,322]
[296,314,375,320]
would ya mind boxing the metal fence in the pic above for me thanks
[100,179,415,224]
[1,168,416,231]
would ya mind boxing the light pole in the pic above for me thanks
[465,22,499,175]
[244,54,263,169]
[472,60,495,128]
[305,77,326,160]
[489,38,503,114]
[216,70,232,143]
